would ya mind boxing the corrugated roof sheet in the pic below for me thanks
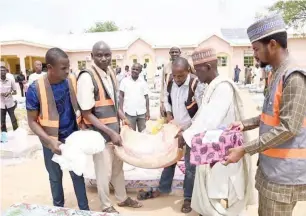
[0,25,303,50]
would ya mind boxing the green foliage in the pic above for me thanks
[86,21,119,33]
[268,0,306,29]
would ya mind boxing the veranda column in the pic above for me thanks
[18,54,26,73]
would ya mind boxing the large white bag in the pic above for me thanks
[52,130,105,176]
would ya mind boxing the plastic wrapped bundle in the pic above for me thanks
[115,123,183,169]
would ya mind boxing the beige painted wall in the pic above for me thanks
[288,38,306,68]
[126,39,156,78]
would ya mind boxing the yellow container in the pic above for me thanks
[151,118,165,135]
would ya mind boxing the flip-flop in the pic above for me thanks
[137,188,154,200]
[118,197,143,208]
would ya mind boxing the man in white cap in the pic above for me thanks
[225,14,306,216]
[181,47,252,216]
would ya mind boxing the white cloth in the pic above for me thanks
[183,81,235,146]
[183,75,254,216]
[77,64,115,111]
[120,77,149,116]
[52,130,105,177]
[28,72,46,86]
[253,68,262,86]
[164,74,204,130]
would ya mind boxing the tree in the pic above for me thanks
[86,21,119,33]
[268,0,306,29]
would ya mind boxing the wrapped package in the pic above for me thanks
[115,123,183,169]
[190,128,243,165]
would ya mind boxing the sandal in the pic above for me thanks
[137,188,155,200]
[118,197,143,208]
[181,199,192,213]
[102,206,119,213]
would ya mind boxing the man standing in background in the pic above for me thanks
[124,65,131,77]
[142,63,148,82]
[119,63,150,132]
[17,71,26,97]
[234,65,241,82]
[28,60,46,86]
[1,66,18,143]
[160,47,181,117]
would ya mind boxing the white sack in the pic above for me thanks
[52,130,105,176]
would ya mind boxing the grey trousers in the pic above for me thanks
[125,113,146,132]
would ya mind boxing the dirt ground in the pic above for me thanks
[1,90,306,215]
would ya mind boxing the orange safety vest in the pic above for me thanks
[36,74,81,140]
[259,65,306,185]
[78,66,120,142]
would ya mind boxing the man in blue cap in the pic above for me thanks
[225,14,306,216]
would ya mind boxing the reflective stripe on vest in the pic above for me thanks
[37,74,80,140]
[259,67,306,184]
[81,68,119,142]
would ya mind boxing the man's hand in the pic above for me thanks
[166,112,174,123]
[175,131,185,149]
[228,121,244,131]
[110,131,122,146]
[122,118,132,128]
[160,103,166,117]
[145,112,150,121]
[223,146,245,166]
[49,140,63,155]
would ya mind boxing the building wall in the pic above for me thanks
[1,37,306,79]
[288,38,306,68]
[199,35,233,78]
[126,39,156,78]
[1,44,48,57]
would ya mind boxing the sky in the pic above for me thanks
[0,0,278,34]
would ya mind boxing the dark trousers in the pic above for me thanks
[1,106,18,132]
[19,83,24,97]
[42,145,89,210]
[158,145,195,200]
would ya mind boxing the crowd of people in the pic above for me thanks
[1,14,306,216]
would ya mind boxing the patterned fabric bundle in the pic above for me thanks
[190,128,243,165]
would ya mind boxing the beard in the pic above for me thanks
[259,61,269,68]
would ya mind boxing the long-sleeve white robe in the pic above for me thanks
[183,76,254,216]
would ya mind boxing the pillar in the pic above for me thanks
[18,55,26,74]
[3,57,11,72]
[29,56,33,70]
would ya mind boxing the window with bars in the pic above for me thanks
[217,56,227,67]
[144,58,149,63]
[133,59,137,63]
[77,61,86,70]
[243,56,254,66]
[111,59,117,68]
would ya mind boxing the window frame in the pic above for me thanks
[243,56,254,67]
[77,60,86,70]
[217,56,228,67]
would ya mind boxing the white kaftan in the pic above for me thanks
[183,76,254,216]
